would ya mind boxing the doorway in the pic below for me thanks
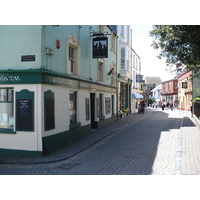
[90,93,97,129]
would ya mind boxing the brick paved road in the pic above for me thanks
[0,109,199,175]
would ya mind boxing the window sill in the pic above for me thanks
[0,128,16,134]
[69,122,81,130]
[99,115,105,121]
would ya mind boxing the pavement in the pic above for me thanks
[0,106,199,175]
[0,109,150,164]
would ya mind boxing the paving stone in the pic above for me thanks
[0,108,200,175]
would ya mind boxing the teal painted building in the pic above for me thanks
[0,25,118,157]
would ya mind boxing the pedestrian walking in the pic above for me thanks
[161,102,165,110]
[141,101,145,115]
[166,102,170,110]
[190,100,193,113]
[138,104,142,114]
[170,102,173,111]
[190,100,193,117]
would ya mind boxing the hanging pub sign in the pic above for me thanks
[182,82,188,89]
[93,37,108,58]
[136,75,143,82]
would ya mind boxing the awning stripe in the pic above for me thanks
[132,93,144,99]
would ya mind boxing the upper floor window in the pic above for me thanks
[121,48,125,69]
[69,45,75,73]
[67,34,80,75]
[127,50,129,70]
[127,25,130,42]
[121,25,124,37]
[98,60,104,82]
[168,82,171,91]
[132,54,135,69]
[163,84,166,92]
[111,33,116,52]
[99,25,104,33]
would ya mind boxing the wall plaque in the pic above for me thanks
[21,55,35,62]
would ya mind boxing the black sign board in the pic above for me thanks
[16,99,33,131]
[182,82,188,89]
[21,55,35,62]
[93,37,108,58]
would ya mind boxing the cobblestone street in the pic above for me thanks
[0,108,200,175]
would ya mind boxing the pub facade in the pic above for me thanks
[0,25,118,157]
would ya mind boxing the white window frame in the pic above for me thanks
[121,47,125,69]
[67,34,80,75]
[98,60,104,82]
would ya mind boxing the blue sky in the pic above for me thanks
[132,25,169,81]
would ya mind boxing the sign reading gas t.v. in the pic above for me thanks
[16,90,34,131]
[93,37,108,58]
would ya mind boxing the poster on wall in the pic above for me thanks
[93,37,108,58]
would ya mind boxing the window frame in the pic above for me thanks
[69,45,75,73]
[98,59,104,82]
[99,93,103,117]
[0,87,15,133]
[69,91,77,124]
[67,34,80,76]
[121,47,125,69]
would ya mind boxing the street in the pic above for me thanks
[0,108,200,175]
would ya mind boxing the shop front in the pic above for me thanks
[0,70,116,157]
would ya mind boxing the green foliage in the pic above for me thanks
[196,88,200,96]
[150,25,200,78]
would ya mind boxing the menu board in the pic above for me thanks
[16,99,33,131]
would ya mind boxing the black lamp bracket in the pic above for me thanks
[89,27,111,38]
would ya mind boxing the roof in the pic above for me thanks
[151,84,161,92]
[144,76,162,85]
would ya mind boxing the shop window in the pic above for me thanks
[69,91,77,124]
[0,88,14,131]
[99,94,103,117]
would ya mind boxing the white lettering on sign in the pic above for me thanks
[0,76,21,82]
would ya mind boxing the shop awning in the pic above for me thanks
[132,93,144,99]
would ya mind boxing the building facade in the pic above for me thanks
[161,79,178,104]
[131,49,143,113]
[0,25,118,157]
[117,25,133,115]
[177,70,192,110]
